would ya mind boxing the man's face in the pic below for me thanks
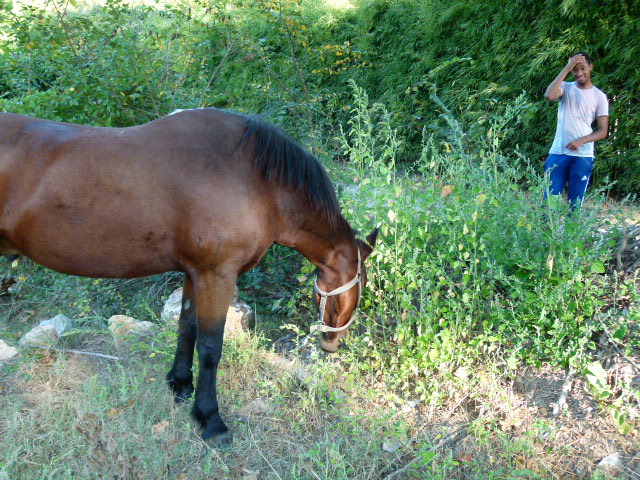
[572,61,593,86]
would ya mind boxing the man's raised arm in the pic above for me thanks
[544,54,587,101]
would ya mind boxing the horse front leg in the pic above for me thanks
[167,274,197,402]
[190,270,236,443]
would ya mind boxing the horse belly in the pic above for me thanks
[7,200,179,278]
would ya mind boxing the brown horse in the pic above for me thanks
[0,108,377,442]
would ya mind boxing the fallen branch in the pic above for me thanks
[552,367,576,417]
[64,349,121,361]
[22,345,120,361]
[382,424,469,480]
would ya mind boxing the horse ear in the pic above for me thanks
[359,227,379,260]
[366,227,379,248]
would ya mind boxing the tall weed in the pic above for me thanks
[332,83,615,396]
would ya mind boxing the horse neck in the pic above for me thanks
[277,210,356,280]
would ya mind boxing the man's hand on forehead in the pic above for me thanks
[568,54,587,69]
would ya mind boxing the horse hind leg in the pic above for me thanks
[166,274,197,402]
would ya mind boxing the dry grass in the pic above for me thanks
[1,326,638,480]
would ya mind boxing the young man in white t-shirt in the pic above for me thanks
[543,51,609,209]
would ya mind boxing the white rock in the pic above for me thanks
[39,314,73,337]
[108,315,155,344]
[161,286,245,329]
[160,288,183,324]
[19,324,58,347]
[0,339,19,361]
[596,453,624,476]
[225,301,253,337]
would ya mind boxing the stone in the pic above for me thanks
[39,314,74,337]
[160,288,183,324]
[19,324,58,347]
[108,315,155,345]
[596,453,624,477]
[225,301,253,337]
[0,339,19,361]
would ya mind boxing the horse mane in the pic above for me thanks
[241,115,342,226]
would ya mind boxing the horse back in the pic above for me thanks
[0,110,279,278]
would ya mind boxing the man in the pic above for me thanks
[543,51,609,210]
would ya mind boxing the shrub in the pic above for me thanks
[318,82,617,396]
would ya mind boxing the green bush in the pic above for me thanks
[2,0,637,195]
[0,0,217,124]
[320,82,619,396]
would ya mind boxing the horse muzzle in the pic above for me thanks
[319,336,340,353]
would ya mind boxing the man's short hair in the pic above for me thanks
[574,50,592,65]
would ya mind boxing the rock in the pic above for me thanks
[160,286,250,336]
[160,288,183,324]
[19,324,58,347]
[382,438,402,453]
[0,339,19,361]
[18,314,74,348]
[108,315,155,345]
[39,314,73,337]
[596,453,624,477]
[225,301,253,337]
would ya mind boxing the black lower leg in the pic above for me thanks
[191,323,228,440]
[167,280,197,402]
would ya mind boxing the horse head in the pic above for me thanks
[313,228,379,353]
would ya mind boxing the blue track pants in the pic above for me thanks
[544,154,594,209]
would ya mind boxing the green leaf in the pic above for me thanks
[612,327,626,342]
[590,261,605,274]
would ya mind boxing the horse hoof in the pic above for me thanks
[202,429,232,448]
[167,372,194,403]
[172,385,195,403]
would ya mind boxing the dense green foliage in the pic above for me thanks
[1,0,638,193]
[347,0,640,195]
[327,84,636,391]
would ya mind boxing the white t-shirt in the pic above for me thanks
[549,81,609,157]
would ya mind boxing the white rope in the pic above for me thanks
[310,247,362,333]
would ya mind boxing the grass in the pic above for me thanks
[0,330,405,479]
[1,311,638,479]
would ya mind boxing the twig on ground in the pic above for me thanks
[65,349,121,361]
[382,424,469,480]
[604,328,640,371]
[552,367,576,417]
[23,345,120,361]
